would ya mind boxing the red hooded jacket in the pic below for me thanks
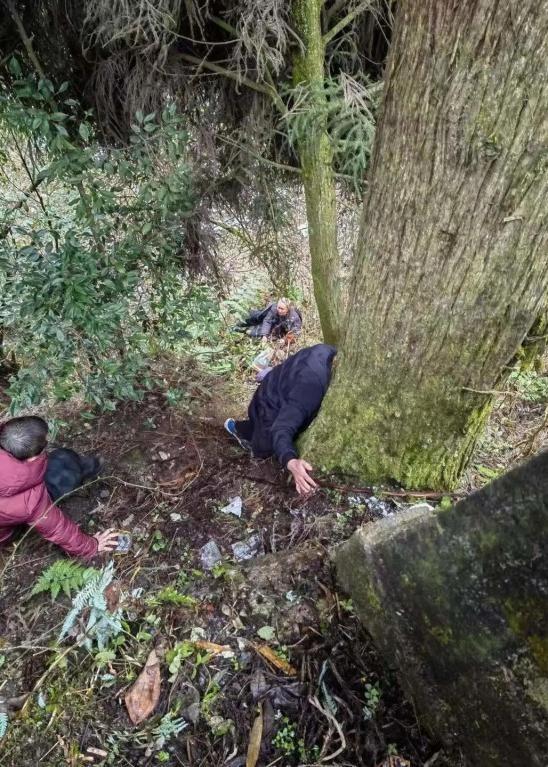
[0,449,98,560]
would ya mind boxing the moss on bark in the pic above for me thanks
[304,0,548,488]
[335,450,548,763]
[292,0,341,345]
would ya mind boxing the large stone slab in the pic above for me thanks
[335,451,548,766]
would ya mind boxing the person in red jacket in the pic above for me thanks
[0,416,119,560]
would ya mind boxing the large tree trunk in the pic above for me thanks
[293,0,342,345]
[304,0,548,489]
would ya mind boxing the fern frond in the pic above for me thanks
[0,712,8,739]
[31,560,98,601]
[59,561,118,645]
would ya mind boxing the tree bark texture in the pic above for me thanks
[304,0,548,489]
[293,0,342,345]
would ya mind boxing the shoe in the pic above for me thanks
[224,418,252,452]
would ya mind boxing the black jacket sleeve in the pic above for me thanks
[258,304,277,337]
[270,381,325,467]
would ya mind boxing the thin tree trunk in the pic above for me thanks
[304,0,548,489]
[293,0,342,345]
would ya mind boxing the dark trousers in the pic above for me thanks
[45,448,101,502]
[234,420,273,459]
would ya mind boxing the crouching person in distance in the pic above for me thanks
[232,298,303,340]
[0,416,120,559]
[224,344,336,495]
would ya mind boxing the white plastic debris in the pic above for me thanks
[220,496,243,517]
[170,512,182,522]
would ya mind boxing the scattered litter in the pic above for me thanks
[130,587,144,599]
[250,669,268,701]
[179,683,200,724]
[376,757,411,767]
[86,746,108,759]
[194,640,234,658]
[285,590,298,603]
[251,642,297,676]
[37,691,47,709]
[220,496,243,518]
[200,540,222,569]
[115,533,132,553]
[256,625,276,641]
[158,451,170,461]
[268,681,303,711]
[245,703,263,767]
[231,534,262,561]
[407,502,435,514]
[124,649,161,725]
[99,488,110,500]
[170,512,182,522]
[365,496,395,518]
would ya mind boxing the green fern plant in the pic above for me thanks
[31,560,99,601]
[59,562,122,650]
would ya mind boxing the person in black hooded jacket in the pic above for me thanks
[224,344,336,494]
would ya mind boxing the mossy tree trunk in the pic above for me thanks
[520,305,548,372]
[292,0,341,345]
[304,0,548,489]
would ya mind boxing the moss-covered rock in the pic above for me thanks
[335,450,548,766]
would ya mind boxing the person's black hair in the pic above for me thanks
[0,416,49,459]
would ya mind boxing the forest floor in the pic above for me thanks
[0,350,546,767]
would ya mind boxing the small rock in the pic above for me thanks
[200,540,222,569]
[231,534,262,561]
[170,512,182,522]
[179,683,200,724]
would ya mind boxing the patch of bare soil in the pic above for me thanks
[0,384,464,767]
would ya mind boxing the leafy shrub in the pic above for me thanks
[508,370,548,403]
[0,62,209,411]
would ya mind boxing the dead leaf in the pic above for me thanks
[251,642,297,676]
[124,649,161,725]
[377,757,411,767]
[193,640,232,655]
[245,703,263,767]
[104,581,121,612]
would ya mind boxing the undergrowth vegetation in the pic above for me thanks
[0,62,221,412]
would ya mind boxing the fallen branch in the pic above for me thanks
[244,473,463,501]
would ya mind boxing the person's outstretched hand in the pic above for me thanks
[287,458,318,496]
[94,528,121,553]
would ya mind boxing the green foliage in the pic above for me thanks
[284,74,381,194]
[59,562,122,650]
[363,682,382,720]
[31,559,99,601]
[508,370,548,403]
[106,711,187,763]
[166,641,195,682]
[0,64,206,412]
[272,716,320,762]
[147,585,197,608]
